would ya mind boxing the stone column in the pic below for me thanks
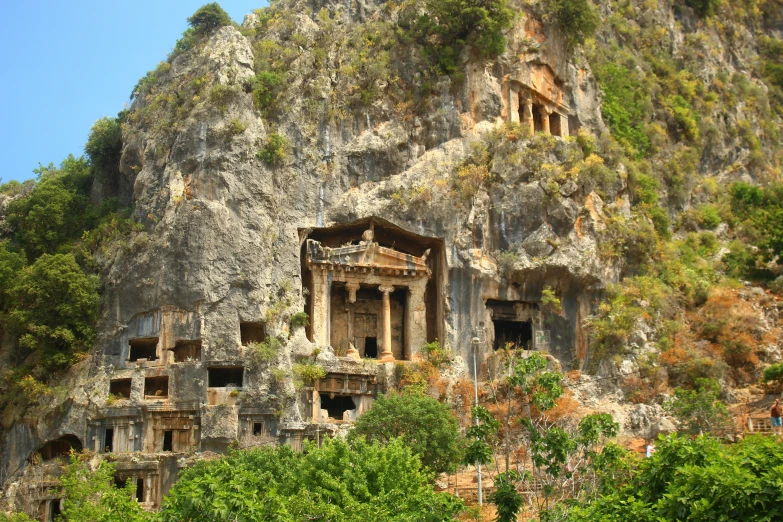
[524,99,534,134]
[405,279,428,360]
[561,113,570,138]
[378,285,395,362]
[345,282,360,359]
[542,107,551,134]
[310,268,331,347]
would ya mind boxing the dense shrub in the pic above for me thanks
[257,133,289,165]
[568,435,783,522]
[7,253,100,370]
[546,0,601,47]
[681,0,720,17]
[160,438,463,521]
[594,62,651,158]
[248,71,283,112]
[85,115,123,178]
[404,0,513,74]
[351,389,464,473]
[763,363,783,387]
[187,3,232,34]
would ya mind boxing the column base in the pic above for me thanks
[379,352,395,363]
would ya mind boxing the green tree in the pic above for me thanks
[351,389,464,474]
[404,0,513,74]
[483,352,620,519]
[187,3,232,34]
[568,435,783,522]
[665,378,732,435]
[85,115,123,179]
[160,438,463,521]
[0,241,25,310]
[547,0,601,48]
[59,454,151,522]
[5,157,94,258]
[7,253,99,369]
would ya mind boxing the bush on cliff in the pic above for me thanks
[187,3,232,35]
[350,389,464,474]
[159,438,463,521]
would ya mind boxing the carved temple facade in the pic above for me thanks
[304,224,438,362]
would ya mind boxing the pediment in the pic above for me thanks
[306,240,430,276]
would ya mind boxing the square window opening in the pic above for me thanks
[493,320,533,350]
[253,422,263,436]
[171,340,202,362]
[129,338,158,361]
[208,367,244,388]
[144,376,169,398]
[364,337,378,358]
[240,322,266,345]
[319,394,356,420]
[109,379,132,399]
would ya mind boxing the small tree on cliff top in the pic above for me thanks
[187,3,232,34]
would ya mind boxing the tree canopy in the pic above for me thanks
[159,438,463,522]
[350,389,464,474]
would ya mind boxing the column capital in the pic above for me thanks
[345,282,360,303]
[378,284,395,294]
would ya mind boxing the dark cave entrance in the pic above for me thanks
[493,320,533,351]
[319,394,356,420]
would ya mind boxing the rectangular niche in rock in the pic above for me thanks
[144,376,169,398]
[319,393,356,421]
[486,300,537,350]
[129,338,158,361]
[240,322,266,345]
[109,378,132,399]
[493,319,533,350]
[171,340,202,362]
[208,367,244,388]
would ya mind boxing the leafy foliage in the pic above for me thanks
[187,3,232,35]
[568,435,783,522]
[727,182,783,277]
[6,253,99,370]
[60,454,150,522]
[160,438,464,521]
[406,0,514,74]
[763,363,783,387]
[664,378,732,435]
[352,389,464,474]
[84,115,123,179]
[546,0,601,48]
[257,133,289,166]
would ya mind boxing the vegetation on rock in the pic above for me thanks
[351,388,464,474]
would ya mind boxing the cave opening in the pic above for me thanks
[171,340,202,362]
[319,394,356,420]
[240,322,266,345]
[208,367,244,388]
[129,338,158,361]
[144,376,169,398]
[109,378,132,399]
[493,320,533,350]
[36,435,82,461]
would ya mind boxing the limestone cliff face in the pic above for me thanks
[2,0,781,498]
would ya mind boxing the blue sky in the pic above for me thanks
[0,1,265,185]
